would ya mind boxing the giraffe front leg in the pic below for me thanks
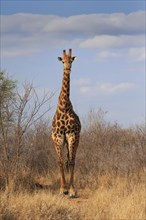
[54,143,68,195]
[58,160,68,195]
[67,138,79,198]
[68,160,76,198]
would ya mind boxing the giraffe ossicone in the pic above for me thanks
[52,49,81,198]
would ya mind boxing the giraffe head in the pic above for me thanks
[58,49,76,71]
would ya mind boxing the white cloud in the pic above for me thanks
[1,47,39,58]
[43,11,145,34]
[128,47,146,61]
[79,82,136,95]
[80,35,144,49]
[1,14,57,33]
[98,82,136,93]
[1,11,145,57]
[2,11,144,34]
[97,50,121,59]
[73,78,91,86]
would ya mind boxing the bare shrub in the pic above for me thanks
[0,79,54,192]
[25,120,57,175]
[76,109,146,190]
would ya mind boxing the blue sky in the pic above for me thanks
[1,0,145,127]
[1,1,145,15]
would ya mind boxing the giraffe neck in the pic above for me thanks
[58,69,72,112]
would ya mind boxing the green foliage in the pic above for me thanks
[0,70,17,102]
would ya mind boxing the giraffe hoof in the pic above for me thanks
[63,190,68,195]
[69,194,77,199]
[59,190,68,196]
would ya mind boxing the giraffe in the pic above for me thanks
[51,49,81,198]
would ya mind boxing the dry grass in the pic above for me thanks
[83,173,146,220]
[0,172,145,220]
[0,191,80,220]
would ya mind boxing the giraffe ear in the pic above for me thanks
[58,57,62,61]
[72,56,77,61]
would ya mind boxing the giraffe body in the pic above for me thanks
[52,49,81,197]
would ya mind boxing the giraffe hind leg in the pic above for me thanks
[65,142,70,173]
